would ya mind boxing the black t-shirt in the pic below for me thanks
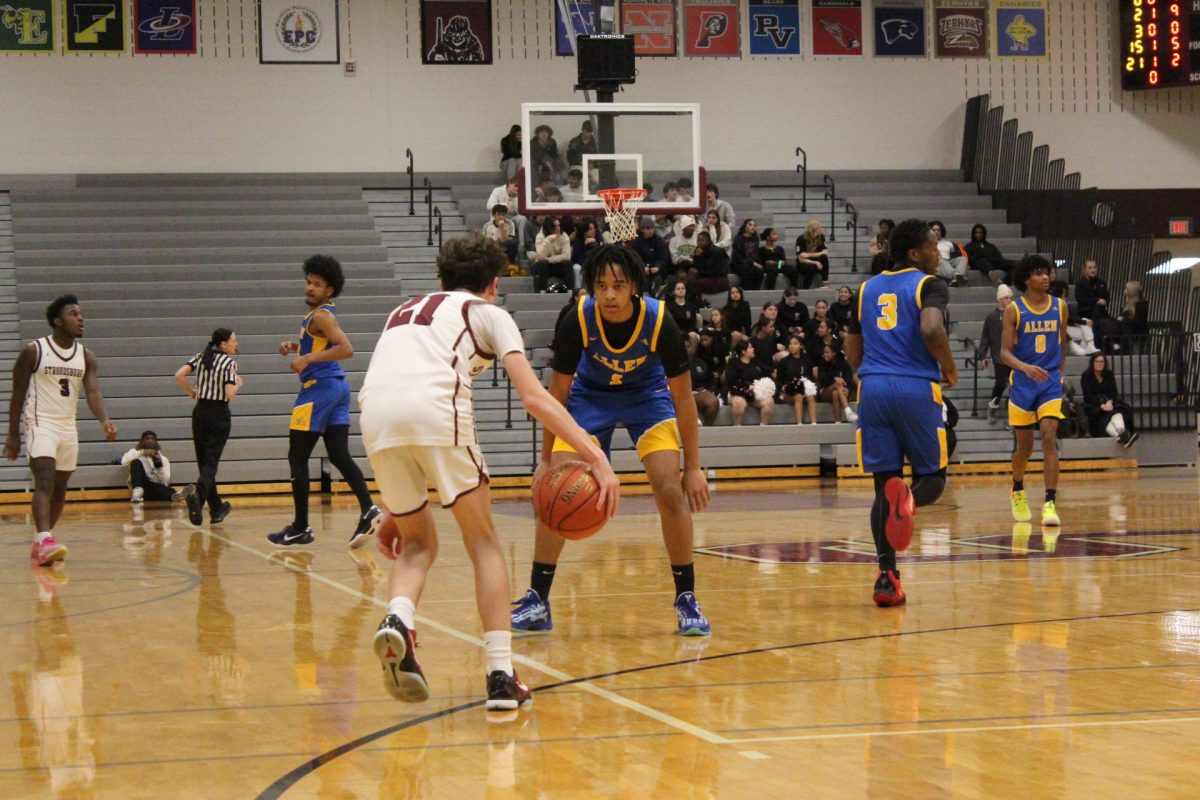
[689,356,715,392]
[550,296,690,379]
[778,300,809,333]
[724,357,767,391]
[845,275,949,336]
[665,298,699,334]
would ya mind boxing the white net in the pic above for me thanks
[597,188,648,243]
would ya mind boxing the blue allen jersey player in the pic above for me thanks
[1001,255,1069,528]
[845,219,958,608]
[511,244,713,636]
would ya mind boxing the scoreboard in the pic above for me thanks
[1118,0,1200,90]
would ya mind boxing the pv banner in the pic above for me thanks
[621,0,676,57]
[0,0,53,51]
[555,0,598,56]
[749,0,800,56]
[874,0,925,57]
[259,0,340,64]
[684,0,740,58]
[422,0,492,64]
[811,0,862,57]
[996,0,1046,58]
[134,0,197,54]
[934,0,988,58]
[63,0,125,52]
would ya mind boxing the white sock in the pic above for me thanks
[34,531,52,544]
[483,630,514,676]
[388,596,416,630]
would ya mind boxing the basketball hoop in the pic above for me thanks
[597,187,648,243]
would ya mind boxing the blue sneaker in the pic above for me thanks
[510,589,552,632]
[674,591,711,636]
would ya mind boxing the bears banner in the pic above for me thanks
[874,0,926,57]
[684,0,739,58]
[421,0,491,64]
[259,0,340,63]
[811,0,862,56]
[63,0,125,52]
[0,0,53,51]
[134,0,197,54]
[555,0,598,56]
[621,0,676,56]
[996,0,1046,58]
[934,0,988,58]
[749,0,800,56]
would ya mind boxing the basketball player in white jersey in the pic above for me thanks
[5,296,118,566]
[358,234,618,711]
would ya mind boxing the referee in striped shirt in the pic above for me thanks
[175,328,242,525]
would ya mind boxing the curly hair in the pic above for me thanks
[303,255,345,297]
[581,244,647,296]
[1012,254,1052,292]
[436,234,508,293]
[45,294,79,328]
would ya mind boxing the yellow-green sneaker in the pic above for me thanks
[1010,489,1032,522]
[1042,500,1061,527]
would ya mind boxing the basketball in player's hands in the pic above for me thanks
[533,461,613,541]
[375,509,399,559]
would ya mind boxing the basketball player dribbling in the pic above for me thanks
[511,245,713,636]
[359,234,617,710]
[844,220,957,607]
[5,295,118,566]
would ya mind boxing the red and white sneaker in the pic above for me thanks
[31,535,67,567]
[883,477,915,551]
[486,670,532,712]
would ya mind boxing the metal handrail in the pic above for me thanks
[961,336,981,417]
[822,174,837,242]
[423,178,433,246]
[433,207,444,250]
[795,147,808,212]
[844,202,860,273]
[406,148,415,215]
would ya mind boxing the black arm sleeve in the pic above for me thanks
[655,312,691,379]
[920,277,950,314]
[550,309,584,375]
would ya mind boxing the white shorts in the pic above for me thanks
[25,426,79,471]
[369,444,489,515]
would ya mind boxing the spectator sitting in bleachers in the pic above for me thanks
[816,343,858,423]
[570,219,601,287]
[806,318,841,366]
[669,216,700,269]
[665,279,700,335]
[725,339,774,426]
[500,124,522,181]
[559,168,586,203]
[654,182,679,241]
[530,124,564,184]
[698,325,729,379]
[758,227,796,290]
[776,335,818,425]
[977,284,1013,413]
[677,176,694,203]
[869,218,894,275]
[630,216,670,294]
[1081,353,1139,448]
[1048,265,1070,299]
[532,217,572,292]
[931,221,969,286]
[1092,301,1125,354]
[730,219,764,289]
[686,333,720,427]
[795,219,831,288]
[704,184,736,228]
[1120,280,1149,347]
[778,286,810,340]
[1075,259,1109,320]
[806,298,838,337]
[751,308,788,368]
[965,224,1013,286]
[830,286,856,331]
[566,120,597,169]
[487,177,526,252]
[483,204,519,266]
[688,231,732,295]
[723,285,753,337]
[704,210,733,255]
[121,431,190,504]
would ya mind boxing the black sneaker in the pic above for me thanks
[267,525,314,547]
[209,501,232,524]
[1123,431,1140,449]
[486,670,532,712]
[374,615,430,703]
[185,488,204,526]
[349,505,382,549]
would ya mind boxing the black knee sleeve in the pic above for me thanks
[911,471,946,507]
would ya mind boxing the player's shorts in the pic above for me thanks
[369,444,489,514]
[25,425,79,471]
[856,375,947,476]
[1008,370,1064,428]
[289,376,351,433]
[551,381,680,460]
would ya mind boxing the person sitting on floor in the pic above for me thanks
[121,431,192,504]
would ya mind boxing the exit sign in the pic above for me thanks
[1168,218,1194,237]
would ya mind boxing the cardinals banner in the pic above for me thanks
[996,0,1046,58]
[421,0,492,64]
[811,0,862,56]
[873,0,925,57]
[749,0,800,56]
[684,0,739,58]
[621,0,676,56]
[934,0,988,58]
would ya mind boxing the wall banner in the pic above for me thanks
[259,0,340,64]
[684,0,740,58]
[0,0,53,52]
[749,0,800,56]
[64,0,125,52]
[421,0,492,64]
[934,0,988,58]
[134,0,197,54]
[621,0,676,57]
[874,0,925,58]
[996,0,1046,58]
[812,0,862,57]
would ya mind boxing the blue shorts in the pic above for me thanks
[856,375,948,475]
[552,381,680,460]
[289,377,351,433]
[1009,370,1064,427]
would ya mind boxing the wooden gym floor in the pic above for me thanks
[2,468,1200,799]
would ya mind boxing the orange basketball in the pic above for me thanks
[532,461,612,540]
